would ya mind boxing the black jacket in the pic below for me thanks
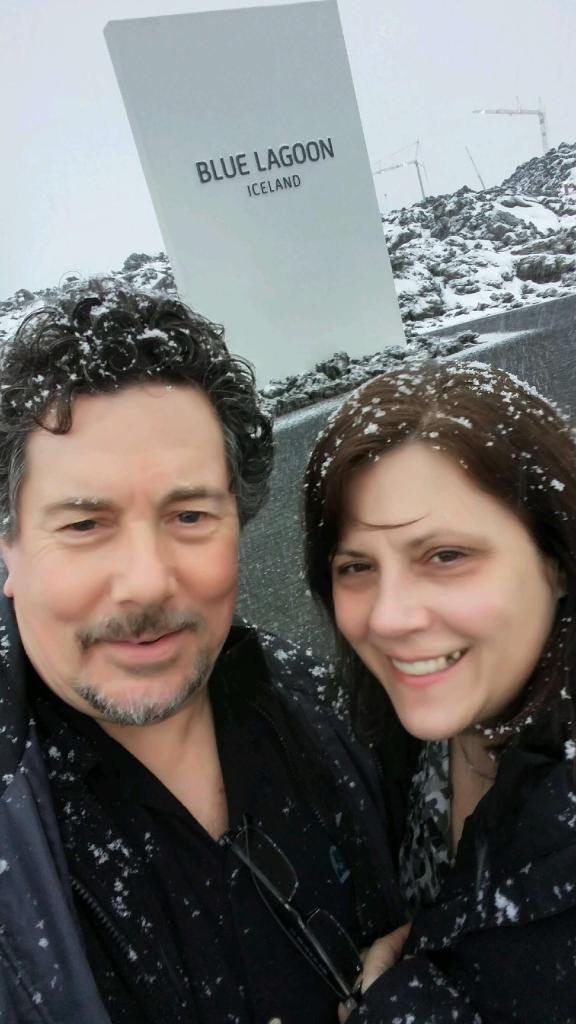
[0,599,403,1023]
[354,727,576,1023]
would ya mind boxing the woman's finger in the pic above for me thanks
[361,923,412,993]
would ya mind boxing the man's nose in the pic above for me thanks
[367,573,432,638]
[110,528,177,606]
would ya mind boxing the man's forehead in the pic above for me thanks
[45,380,217,425]
[30,384,224,451]
[21,384,231,500]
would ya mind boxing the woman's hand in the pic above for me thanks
[338,923,412,1023]
[360,922,412,990]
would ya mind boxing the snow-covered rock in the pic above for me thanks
[0,253,176,349]
[384,141,576,329]
[1,141,575,416]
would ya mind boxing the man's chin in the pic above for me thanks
[74,662,212,727]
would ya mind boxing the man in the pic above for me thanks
[0,282,401,1023]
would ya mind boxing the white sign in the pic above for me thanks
[105,2,405,385]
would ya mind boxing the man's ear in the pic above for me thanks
[546,558,567,601]
[0,540,14,598]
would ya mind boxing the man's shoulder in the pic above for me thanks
[217,621,366,774]
[223,618,348,716]
[224,620,389,803]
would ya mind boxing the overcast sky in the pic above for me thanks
[1,0,575,298]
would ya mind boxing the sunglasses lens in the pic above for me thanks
[307,909,363,990]
[244,826,298,902]
[232,823,361,1001]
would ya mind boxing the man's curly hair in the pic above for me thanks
[0,279,274,536]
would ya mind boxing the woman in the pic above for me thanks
[303,360,576,1024]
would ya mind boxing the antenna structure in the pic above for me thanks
[472,100,549,155]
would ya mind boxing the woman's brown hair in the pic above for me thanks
[304,360,576,748]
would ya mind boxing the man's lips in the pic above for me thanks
[99,629,185,664]
[112,632,174,645]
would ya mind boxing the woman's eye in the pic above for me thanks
[429,549,466,565]
[335,561,371,576]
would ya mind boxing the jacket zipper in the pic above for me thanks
[70,875,189,1010]
[69,875,137,966]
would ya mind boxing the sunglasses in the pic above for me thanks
[226,815,363,1008]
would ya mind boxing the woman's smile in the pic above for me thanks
[387,648,468,687]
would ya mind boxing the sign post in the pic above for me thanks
[105,1,405,384]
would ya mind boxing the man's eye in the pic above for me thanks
[63,519,98,533]
[177,511,206,524]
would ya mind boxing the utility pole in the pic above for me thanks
[465,146,486,190]
[373,159,427,201]
[473,101,549,155]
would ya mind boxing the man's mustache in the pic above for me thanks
[77,606,202,650]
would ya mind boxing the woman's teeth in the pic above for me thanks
[391,650,464,676]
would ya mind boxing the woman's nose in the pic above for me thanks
[367,575,432,638]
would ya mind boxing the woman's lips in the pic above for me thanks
[387,648,468,688]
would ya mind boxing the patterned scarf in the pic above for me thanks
[398,740,454,915]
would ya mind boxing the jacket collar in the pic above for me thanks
[0,604,261,793]
[0,595,30,792]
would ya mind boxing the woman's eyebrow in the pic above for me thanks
[333,546,369,559]
[335,529,478,556]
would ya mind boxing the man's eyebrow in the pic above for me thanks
[41,487,230,519]
[163,487,230,506]
[42,497,119,518]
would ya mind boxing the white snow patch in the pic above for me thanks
[564,739,576,760]
[495,889,519,922]
[495,199,559,234]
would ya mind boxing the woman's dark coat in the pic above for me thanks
[355,726,576,1023]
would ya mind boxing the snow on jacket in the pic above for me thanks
[0,598,403,1023]
[354,727,576,1023]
